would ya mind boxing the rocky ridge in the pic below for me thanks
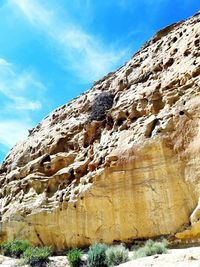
[0,12,200,249]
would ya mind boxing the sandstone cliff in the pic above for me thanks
[0,12,200,249]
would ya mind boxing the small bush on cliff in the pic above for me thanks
[0,239,29,258]
[23,246,52,266]
[67,248,82,267]
[106,245,129,266]
[88,243,108,267]
[90,92,114,121]
[134,239,168,259]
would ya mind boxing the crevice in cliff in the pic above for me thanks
[35,228,45,246]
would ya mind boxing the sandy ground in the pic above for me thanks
[0,255,69,267]
[120,247,200,267]
[2,247,200,266]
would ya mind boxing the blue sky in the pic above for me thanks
[0,0,199,162]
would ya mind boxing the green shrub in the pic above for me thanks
[23,246,52,266]
[88,243,108,267]
[0,239,29,258]
[106,245,129,266]
[67,248,82,267]
[134,239,168,259]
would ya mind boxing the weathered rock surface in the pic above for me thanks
[0,12,200,249]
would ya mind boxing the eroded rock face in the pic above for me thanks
[0,12,200,249]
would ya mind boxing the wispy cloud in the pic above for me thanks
[9,0,130,82]
[0,120,30,147]
[0,57,46,149]
[0,59,44,112]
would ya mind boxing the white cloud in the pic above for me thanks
[0,58,44,111]
[0,57,46,150]
[0,120,30,147]
[9,0,53,28]
[9,0,130,82]
[6,96,42,111]
[0,58,11,66]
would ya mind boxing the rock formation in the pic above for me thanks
[0,12,200,249]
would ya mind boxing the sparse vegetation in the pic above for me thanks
[90,92,114,121]
[0,238,169,266]
[0,239,29,258]
[106,245,129,266]
[67,248,82,267]
[88,243,108,267]
[23,246,52,266]
[133,239,168,259]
